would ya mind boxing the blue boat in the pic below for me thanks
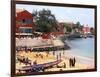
[17,59,62,73]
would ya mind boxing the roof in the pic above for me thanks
[16,9,33,19]
[16,8,25,13]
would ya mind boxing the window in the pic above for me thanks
[19,28,25,33]
[27,19,33,24]
[22,19,26,23]
[25,29,32,33]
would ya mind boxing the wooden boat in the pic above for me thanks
[17,59,62,73]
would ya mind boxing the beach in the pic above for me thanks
[16,50,94,73]
[16,37,94,73]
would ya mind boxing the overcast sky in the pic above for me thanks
[16,4,95,27]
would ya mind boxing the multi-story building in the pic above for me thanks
[16,9,35,36]
[83,25,90,34]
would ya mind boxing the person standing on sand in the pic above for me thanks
[46,52,49,57]
[59,52,61,59]
[62,48,65,56]
[57,54,58,60]
[73,57,76,67]
[63,62,66,68]
[72,58,74,67]
[71,57,76,67]
[33,60,37,65]
[69,58,72,67]
[69,57,75,67]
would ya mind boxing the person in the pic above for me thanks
[71,57,76,67]
[23,57,25,63]
[33,60,37,65]
[57,54,58,60]
[46,52,49,57]
[53,51,55,55]
[63,62,66,68]
[25,57,29,65]
[72,58,74,67]
[69,58,72,67]
[63,49,65,55]
[73,57,76,67]
[39,53,43,59]
[35,54,38,58]
[59,52,61,59]
[60,69,63,71]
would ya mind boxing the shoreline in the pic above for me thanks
[63,50,94,66]
[58,35,94,65]
[15,36,94,73]
[16,50,94,73]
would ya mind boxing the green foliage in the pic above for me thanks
[33,9,58,33]
[66,26,72,32]
[76,21,81,26]
[90,27,94,34]
[63,23,72,32]
[76,21,81,27]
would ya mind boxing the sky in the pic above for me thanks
[16,4,95,27]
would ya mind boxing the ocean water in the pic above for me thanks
[65,38,95,64]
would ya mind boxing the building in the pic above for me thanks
[83,25,90,34]
[58,22,74,34]
[58,23,64,33]
[16,9,35,36]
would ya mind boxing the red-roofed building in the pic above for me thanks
[83,25,90,34]
[16,9,35,34]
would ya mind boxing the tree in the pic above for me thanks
[90,27,94,35]
[73,21,81,29]
[76,21,81,27]
[33,9,58,33]
[63,23,72,32]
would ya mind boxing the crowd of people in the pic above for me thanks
[17,56,31,65]
[34,53,44,59]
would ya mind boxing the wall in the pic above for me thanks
[0,0,100,77]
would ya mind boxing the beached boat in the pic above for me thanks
[17,59,62,73]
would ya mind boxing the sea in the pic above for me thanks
[65,38,95,65]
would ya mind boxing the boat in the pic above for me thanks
[17,59,62,73]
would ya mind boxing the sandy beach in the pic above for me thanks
[16,50,94,73]
[16,37,94,73]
